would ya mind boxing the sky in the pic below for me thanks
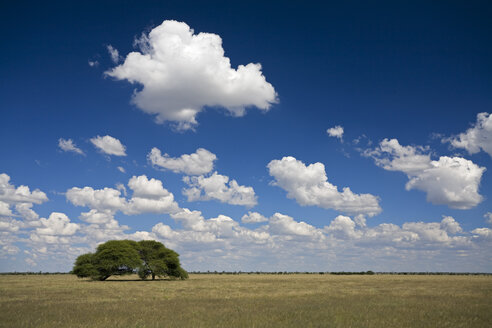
[1,0,491,272]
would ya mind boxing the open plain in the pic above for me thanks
[0,274,491,327]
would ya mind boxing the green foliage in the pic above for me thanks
[92,240,142,280]
[72,253,99,279]
[136,240,187,280]
[72,240,188,281]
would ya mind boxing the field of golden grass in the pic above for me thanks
[0,274,491,327]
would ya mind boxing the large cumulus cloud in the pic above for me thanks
[365,138,485,209]
[106,20,278,130]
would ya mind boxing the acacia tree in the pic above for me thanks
[72,240,188,281]
[137,240,188,280]
[72,253,98,279]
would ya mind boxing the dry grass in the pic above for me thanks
[0,274,491,327]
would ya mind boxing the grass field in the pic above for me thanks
[0,274,491,327]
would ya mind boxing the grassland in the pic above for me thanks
[0,274,491,327]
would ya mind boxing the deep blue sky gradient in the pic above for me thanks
[1,0,491,271]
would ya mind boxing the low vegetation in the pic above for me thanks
[1,274,491,327]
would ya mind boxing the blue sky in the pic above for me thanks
[1,0,491,272]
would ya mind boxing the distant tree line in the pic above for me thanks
[1,271,491,276]
[187,271,491,276]
[72,240,188,281]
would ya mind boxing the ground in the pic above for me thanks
[0,274,491,327]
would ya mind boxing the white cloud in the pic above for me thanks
[0,173,48,205]
[117,166,126,173]
[0,201,13,216]
[444,112,492,157]
[183,172,257,207]
[88,60,99,67]
[5,172,489,272]
[365,138,485,209]
[127,175,170,199]
[107,45,120,64]
[66,186,126,213]
[0,217,22,232]
[79,209,115,225]
[115,183,127,196]
[155,208,271,251]
[126,175,180,215]
[324,215,467,247]
[471,228,492,240]
[327,125,344,140]
[0,173,47,223]
[15,203,39,221]
[484,212,492,226]
[365,138,431,175]
[106,20,278,130]
[35,212,80,236]
[267,156,381,217]
[324,215,362,239]
[241,211,268,223]
[66,175,179,215]
[58,138,85,155]
[440,216,463,234]
[268,213,322,237]
[148,147,216,175]
[90,135,127,156]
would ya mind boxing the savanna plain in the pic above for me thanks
[0,274,491,327]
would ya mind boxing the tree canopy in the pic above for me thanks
[72,240,188,281]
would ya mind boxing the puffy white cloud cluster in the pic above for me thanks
[148,147,216,175]
[0,173,48,205]
[268,213,323,238]
[58,138,85,155]
[90,135,127,156]
[471,227,492,240]
[324,215,469,247]
[183,172,257,207]
[106,20,278,130]
[267,156,381,216]
[444,112,492,158]
[36,213,79,236]
[327,125,344,140]
[241,211,268,223]
[2,172,490,272]
[365,139,485,209]
[66,175,180,216]
[0,173,48,222]
[148,147,255,207]
[148,209,484,272]
[152,208,271,254]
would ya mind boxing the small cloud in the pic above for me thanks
[117,166,126,173]
[90,135,126,156]
[58,138,85,155]
[148,147,216,175]
[485,212,492,226]
[106,45,120,64]
[183,172,257,207]
[88,60,99,67]
[442,112,492,158]
[353,134,372,146]
[365,138,485,209]
[116,183,127,196]
[241,211,268,223]
[327,126,344,140]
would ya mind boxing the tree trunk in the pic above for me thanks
[152,273,155,280]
